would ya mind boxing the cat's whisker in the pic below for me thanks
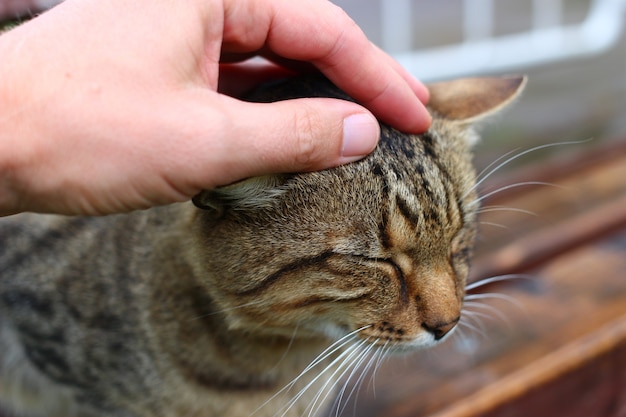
[298,338,370,417]
[457,318,487,339]
[474,147,521,184]
[329,351,366,416]
[479,221,508,229]
[327,340,372,417]
[468,181,565,208]
[460,309,489,332]
[332,340,379,417]
[307,347,361,417]
[295,326,371,383]
[464,139,592,200]
[452,326,480,353]
[460,308,490,333]
[328,340,375,415]
[272,341,360,417]
[356,343,389,406]
[464,306,514,338]
[477,205,537,216]
[463,301,512,327]
[369,339,391,397]
[459,312,487,338]
[330,364,359,417]
[464,292,525,312]
[465,274,534,291]
[271,327,373,417]
[253,327,368,417]
[452,325,466,348]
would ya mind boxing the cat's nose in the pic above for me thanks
[422,318,459,340]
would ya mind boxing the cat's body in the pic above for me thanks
[0,75,525,417]
[1,206,329,417]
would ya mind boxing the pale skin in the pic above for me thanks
[0,0,431,216]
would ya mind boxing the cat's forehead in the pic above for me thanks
[289,132,469,228]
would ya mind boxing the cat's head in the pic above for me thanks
[191,75,526,350]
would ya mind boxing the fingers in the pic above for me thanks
[220,0,431,134]
[224,95,380,174]
[370,42,430,104]
[185,95,380,189]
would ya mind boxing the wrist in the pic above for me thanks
[0,25,41,215]
[0,31,21,214]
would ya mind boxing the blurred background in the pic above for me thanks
[333,0,626,172]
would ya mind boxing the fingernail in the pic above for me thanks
[341,113,380,160]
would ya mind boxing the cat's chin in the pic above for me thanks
[383,335,440,354]
[370,332,440,353]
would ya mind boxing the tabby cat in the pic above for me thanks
[0,74,525,417]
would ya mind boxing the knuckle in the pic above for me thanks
[291,105,324,167]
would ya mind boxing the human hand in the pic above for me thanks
[0,0,430,216]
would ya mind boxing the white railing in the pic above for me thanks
[380,0,626,82]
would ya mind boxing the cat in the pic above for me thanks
[0,74,525,417]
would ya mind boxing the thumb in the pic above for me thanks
[216,96,380,181]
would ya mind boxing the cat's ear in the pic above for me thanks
[427,76,527,123]
[192,175,288,213]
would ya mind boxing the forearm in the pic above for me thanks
[0,16,67,217]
